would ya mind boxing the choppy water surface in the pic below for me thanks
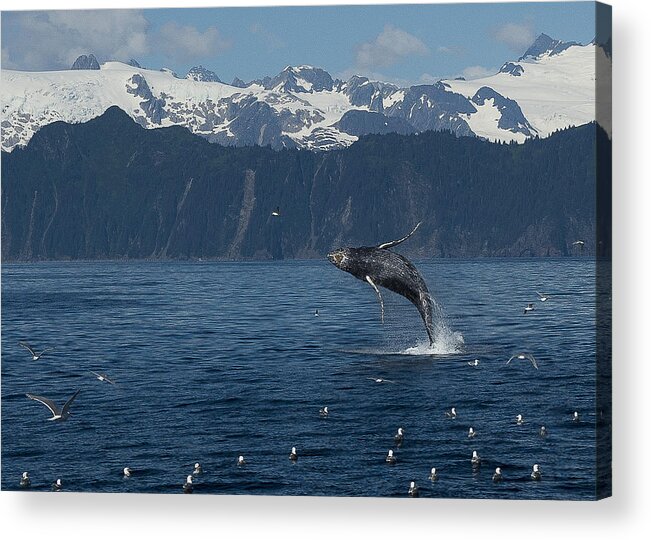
[2,258,597,499]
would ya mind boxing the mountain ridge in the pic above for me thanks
[1,105,606,262]
[2,34,608,153]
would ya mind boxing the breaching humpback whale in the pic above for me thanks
[327,222,435,345]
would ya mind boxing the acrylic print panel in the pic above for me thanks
[0,1,611,500]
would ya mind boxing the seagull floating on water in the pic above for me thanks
[572,411,580,423]
[26,389,80,421]
[445,407,457,419]
[408,481,419,498]
[238,455,246,466]
[319,406,329,417]
[193,463,202,475]
[471,450,481,466]
[385,449,397,464]
[183,475,193,493]
[52,479,62,491]
[289,447,298,461]
[428,467,438,481]
[123,467,132,477]
[19,341,53,361]
[492,467,503,482]
[507,353,538,369]
[394,427,405,445]
[531,464,542,481]
[539,426,548,437]
[516,414,525,426]
[271,206,281,217]
[468,427,476,438]
[536,292,549,302]
[368,377,395,384]
[523,303,535,314]
[467,359,480,367]
[20,472,31,488]
[315,309,319,317]
[90,371,115,384]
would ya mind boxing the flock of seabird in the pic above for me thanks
[376,400,581,495]
[14,280,582,497]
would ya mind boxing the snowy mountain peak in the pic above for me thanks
[1,36,604,153]
[186,65,222,83]
[71,54,100,70]
[159,67,180,78]
[519,33,580,61]
[267,65,334,93]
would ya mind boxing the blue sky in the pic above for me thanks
[1,2,598,84]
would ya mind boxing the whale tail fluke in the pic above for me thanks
[418,291,435,346]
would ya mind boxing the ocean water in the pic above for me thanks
[1,258,598,499]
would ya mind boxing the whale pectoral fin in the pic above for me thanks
[377,222,421,250]
[365,275,384,323]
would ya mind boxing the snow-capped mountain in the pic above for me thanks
[1,35,607,152]
[443,33,609,141]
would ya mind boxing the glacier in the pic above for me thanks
[0,35,608,153]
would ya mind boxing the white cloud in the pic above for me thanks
[418,73,442,84]
[156,22,231,62]
[1,10,150,70]
[249,23,286,50]
[355,25,428,70]
[492,22,536,52]
[462,65,496,80]
[436,45,465,56]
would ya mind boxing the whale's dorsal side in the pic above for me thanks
[377,222,422,250]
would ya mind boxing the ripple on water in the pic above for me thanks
[1,258,599,499]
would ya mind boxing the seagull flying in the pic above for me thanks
[445,407,457,419]
[19,341,54,361]
[368,377,395,384]
[90,371,115,384]
[507,353,538,369]
[26,390,80,421]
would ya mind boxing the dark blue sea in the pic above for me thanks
[1,258,598,499]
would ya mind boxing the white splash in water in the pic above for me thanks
[403,328,465,355]
[402,296,465,355]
